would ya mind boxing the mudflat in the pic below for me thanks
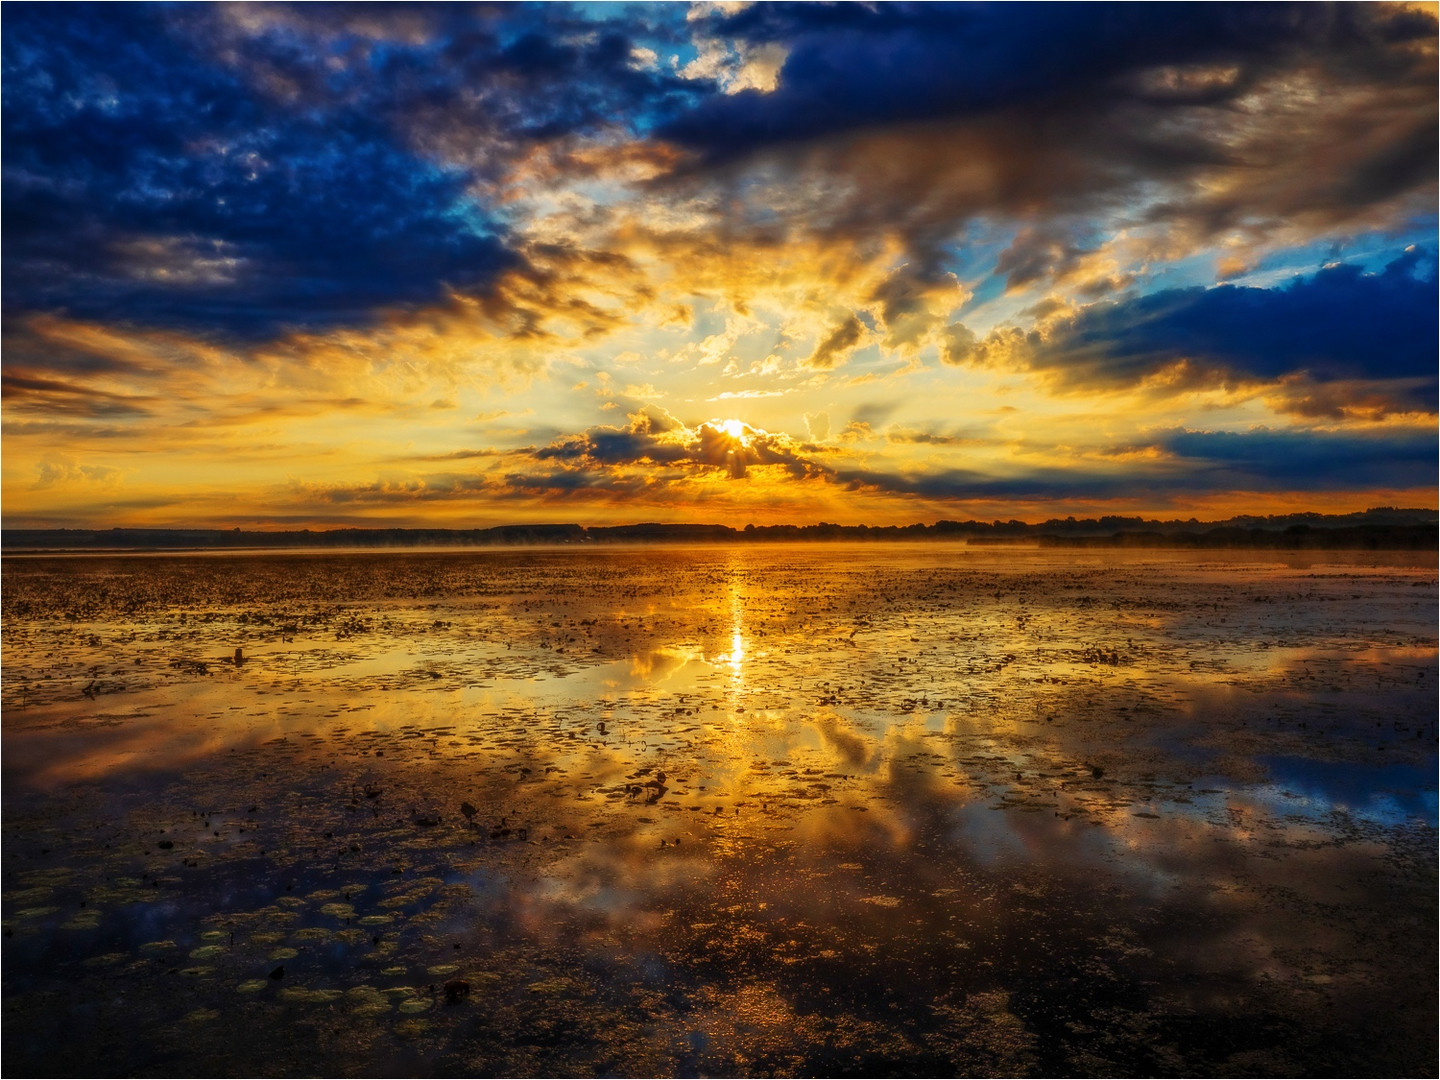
[3,544,1435,1077]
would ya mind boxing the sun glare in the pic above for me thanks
[720,418,752,446]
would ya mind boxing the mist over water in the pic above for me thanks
[3,545,1435,1076]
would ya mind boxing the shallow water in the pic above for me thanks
[3,544,1435,1076]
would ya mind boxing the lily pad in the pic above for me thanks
[6,887,54,905]
[527,978,577,995]
[83,952,129,967]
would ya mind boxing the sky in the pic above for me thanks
[3,1,1437,529]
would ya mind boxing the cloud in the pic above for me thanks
[1263,375,1436,422]
[33,457,122,489]
[804,313,865,369]
[678,30,788,95]
[0,3,704,339]
[868,264,970,353]
[886,428,986,448]
[2,6,517,337]
[836,424,1437,502]
[851,400,905,428]
[1142,425,1438,490]
[532,414,828,483]
[938,323,1054,373]
[660,4,1436,294]
[286,473,494,505]
[1015,250,1438,410]
[995,228,1091,292]
[2,371,157,418]
[0,303,551,454]
[628,403,685,435]
[536,426,691,468]
[401,448,504,463]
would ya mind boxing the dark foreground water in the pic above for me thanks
[3,545,1435,1077]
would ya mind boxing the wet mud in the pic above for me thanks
[3,544,1435,1076]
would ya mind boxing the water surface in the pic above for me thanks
[3,545,1435,1076]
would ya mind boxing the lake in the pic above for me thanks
[3,544,1435,1076]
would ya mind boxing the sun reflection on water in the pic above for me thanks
[720,558,748,704]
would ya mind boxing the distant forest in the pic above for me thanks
[5,507,1436,551]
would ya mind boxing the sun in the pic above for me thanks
[720,418,753,446]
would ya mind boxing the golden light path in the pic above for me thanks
[723,555,747,712]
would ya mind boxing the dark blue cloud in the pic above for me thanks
[836,466,1130,501]
[535,426,690,467]
[2,5,509,336]
[837,425,1437,501]
[1029,251,1438,403]
[659,2,1436,268]
[666,3,1434,160]
[1,3,696,340]
[1148,426,1438,491]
